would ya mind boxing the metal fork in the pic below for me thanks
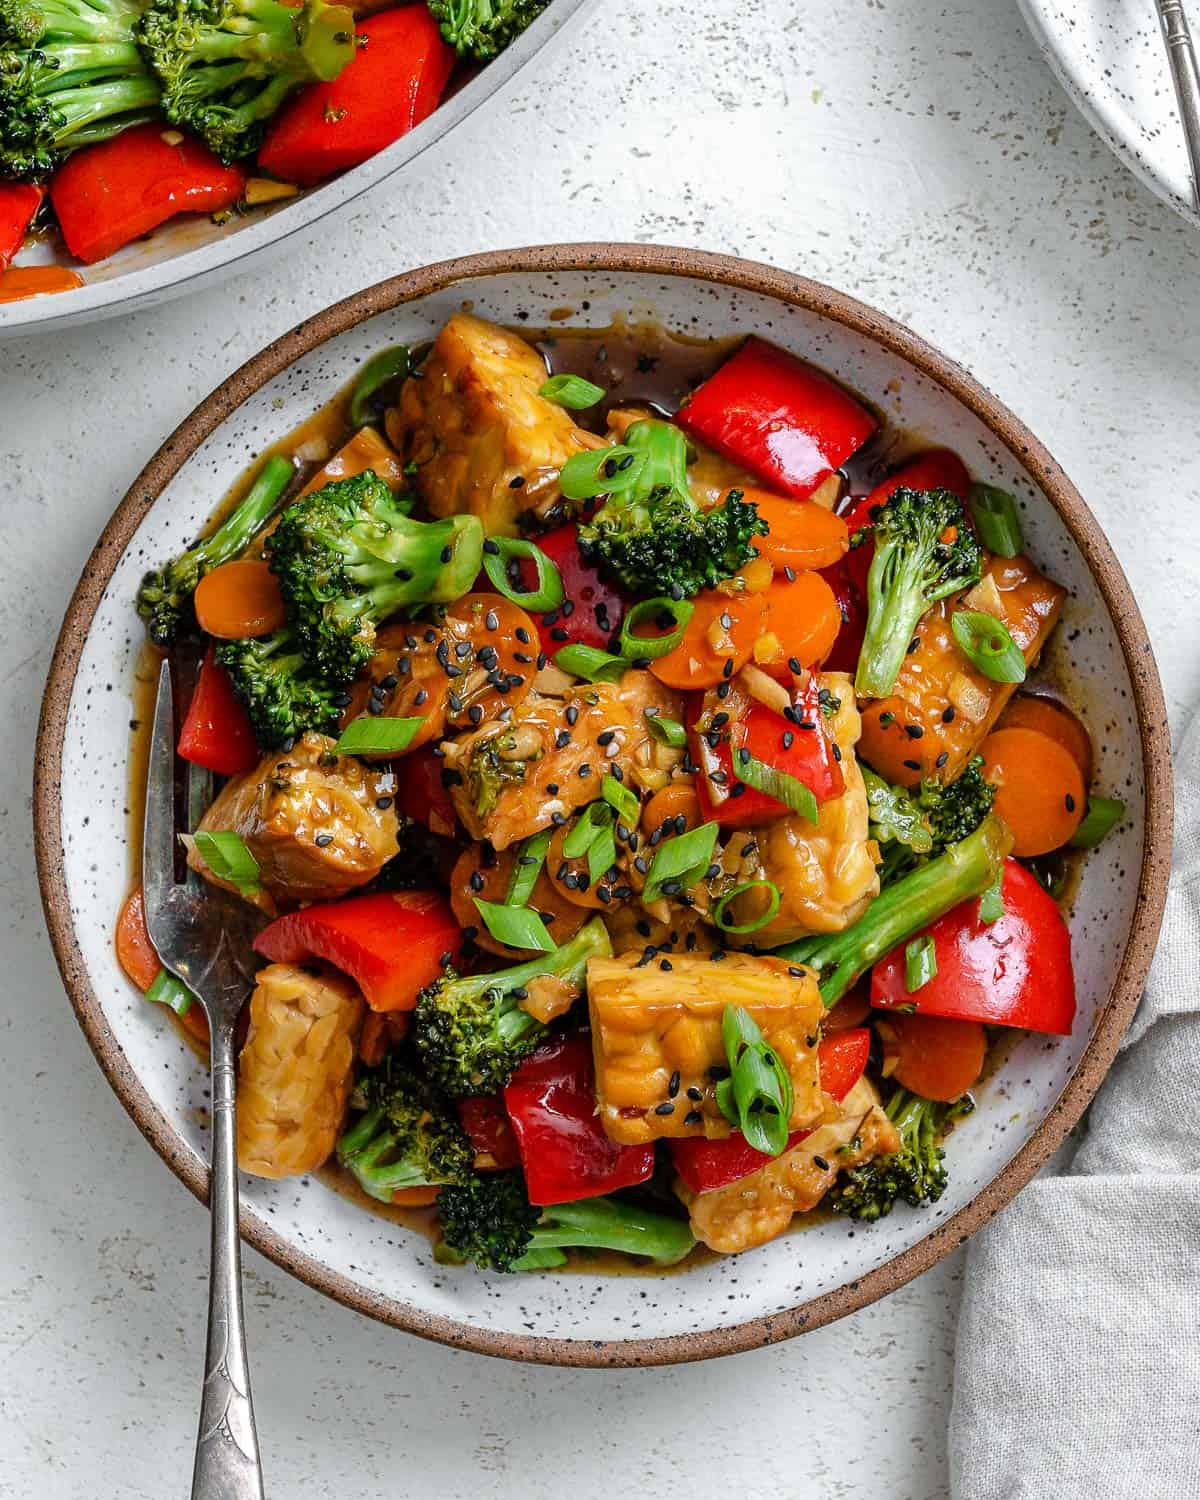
[1156,0,1200,211]
[143,659,267,1500]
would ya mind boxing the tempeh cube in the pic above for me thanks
[587,951,825,1145]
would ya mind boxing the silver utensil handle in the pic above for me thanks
[191,1019,265,1500]
[1157,0,1200,209]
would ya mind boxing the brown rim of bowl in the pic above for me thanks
[33,244,1173,1368]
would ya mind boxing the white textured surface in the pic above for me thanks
[1,0,1198,1495]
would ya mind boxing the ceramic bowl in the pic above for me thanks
[1018,0,1200,228]
[34,245,1173,1365]
[0,1,593,338]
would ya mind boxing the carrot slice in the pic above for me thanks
[650,590,768,690]
[996,693,1093,786]
[116,888,160,993]
[391,1186,441,1207]
[979,726,1085,857]
[194,558,287,640]
[823,983,871,1032]
[641,783,702,837]
[748,489,850,572]
[755,571,843,671]
[881,1012,986,1102]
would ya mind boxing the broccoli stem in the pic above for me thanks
[512,1197,696,1270]
[40,71,162,136]
[445,916,609,1036]
[775,815,1013,1009]
[856,538,935,699]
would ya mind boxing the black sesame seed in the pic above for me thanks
[483,539,501,555]
[935,751,949,768]
[813,1156,830,1172]
[659,958,673,972]
[314,832,333,847]
[905,724,924,739]
[509,475,526,489]
[1065,793,1076,812]
[684,1110,703,1126]
[903,758,921,771]
[686,1086,703,1102]
[376,796,393,810]
[546,782,559,794]
[556,730,571,749]
[469,871,484,892]
[515,626,531,643]
[565,705,579,725]
[468,705,484,725]
[942,706,956,723]
[367,699,383,715]
[655,1101,675,1116]
[439,545,452,564]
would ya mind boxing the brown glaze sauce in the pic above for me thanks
[124,314,1092,1271]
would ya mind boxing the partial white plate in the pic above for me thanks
[1018,0,1199,225]
[0,1,594,337]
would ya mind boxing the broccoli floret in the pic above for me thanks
[425,0,548,61]
[215,625,342,749]
[266,470,484,683]
[1,0,141,49]
[865,758,996,886]
[577,419,767,599]
[775,814,1012,1010]
[414,916,612,1097]
[135,0,355,161]
[137,453,292,646]
[827,1088,975,1221]
[853,485,983,699]
[337,1056,473,1203]
[463,726,532,817]
[436,1170,696,1272]
[0,36,160,178]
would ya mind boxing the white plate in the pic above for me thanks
[0,2,594,337]
[34,247,1171,1365]
[1018,0,1199,225]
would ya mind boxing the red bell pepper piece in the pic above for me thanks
[691,676,844,829]
[0,184,42,270]
[670,1030,872,1194]
[395,743,457,836]
[177,647,260,777]
[503,1034,655,1206]
[254,889,462,1012]
[50,124,246,265]
[678,337,876,500]
[871,858,1076,1036]
[257,7,455,187]
[456,1095,521,1170]
[526,523,626,650]
[842,449,972,598]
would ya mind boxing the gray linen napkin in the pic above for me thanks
[949,716,1200,1499]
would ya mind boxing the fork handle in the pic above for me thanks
[191,1018,265,1500]
[1158,0,1200,210]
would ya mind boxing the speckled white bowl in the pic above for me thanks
[34,246,1172,1365]
[1019,0,1200,226]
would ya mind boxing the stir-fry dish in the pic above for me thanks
[116,314,1126,1270]
[0,1,548,301]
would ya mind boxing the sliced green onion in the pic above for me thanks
[539,374,606,410]
[473,898,557,953]
[978,873,1005,924]
[586,823,618,886]
[553,644,628,684]
[969,484,1023,558]
[562,801,612,858]
[643,820,719,903]
[1069,796,1125,849]
[712,880,782,935]
[335,716,424,756]
[737,753,819,824]
[645,711,687,748]
[193,830,261,898]
[714,1005,794,1157]
[618,597,694,661]
[349,344,412,427]
[951,610,1027,684]
[482,537,565,613]
[905,934,938,992]
[558,444,645,501]
[506,829,552,907]
[601,774,639,827]
[146,968,195,1017]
